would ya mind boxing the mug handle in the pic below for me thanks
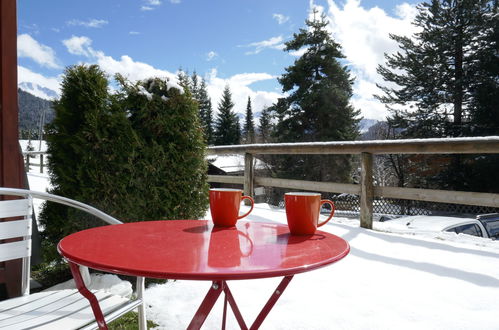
[318,200,335,227]
[237,195,254,219]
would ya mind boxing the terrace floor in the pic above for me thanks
[27,167,499,329]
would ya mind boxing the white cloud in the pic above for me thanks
[96,53,177,82]
[206,51,218,61]
[273,13,290,24]
[62,35,176,82]
[67,19,108,28]
[322,0,418,120]
[18,66,61,99]
[141,0,162,10]
[170,0,181,4]
[206,69,282,117]
[242,36,285,55]
[129,31,141,35]
[63,35,96,57]
[17,34,60,69]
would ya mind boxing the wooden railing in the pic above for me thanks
[207,137,499,229]
[22,151,46,173]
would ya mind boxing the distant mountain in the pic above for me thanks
[361,121,389,140]
[18,89,55,133]
[359,119,378,133]
[18,82,59,100]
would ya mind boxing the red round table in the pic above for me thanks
[58,220,349,329]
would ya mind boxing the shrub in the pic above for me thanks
[40,65,209,262]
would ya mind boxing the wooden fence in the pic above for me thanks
[207,137,499,229]
[22,151,46,173]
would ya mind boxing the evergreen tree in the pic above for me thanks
[177,69,190,90]
[119,76,209,220]
[258,106,274,143]
[40,65,139,261]
[197,78,215,144]
[272,11,360,182]
[243,96,255,144]
[376,0,497,138]
[39,65,209,262]
[214,85,240,145]
[191,71,200,99]
[376,0,498,191]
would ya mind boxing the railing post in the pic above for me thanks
[360,152,374,229]
[244,153,254,205]
[25,154,30,171]
[40,153,44,173]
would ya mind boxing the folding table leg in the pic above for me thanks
[68,262,108,330]
[250,275,294,330]
[187,281,224,330]
[223,282,248,329]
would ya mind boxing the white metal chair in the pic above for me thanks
[0,187,146,330]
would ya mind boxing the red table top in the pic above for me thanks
[58,220,350,281]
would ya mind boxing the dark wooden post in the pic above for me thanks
[0,0,25,299]
[244,153,254,205]
[360,152,374,229]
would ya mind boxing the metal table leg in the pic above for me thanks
[187,281,224,330]
[69,262,108,330]
[188,276,294,330]
[250,275,293,330]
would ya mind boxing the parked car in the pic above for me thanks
[383,213,499,240]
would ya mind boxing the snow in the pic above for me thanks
[137,85,153,101]
[208,154,268,173]
[165,79,184,94]
[209,136,499,150]
[22,154,499,329]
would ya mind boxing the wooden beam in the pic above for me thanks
[0,0,24,299]
[360,153,374,229]
[253,177,360,195]
[375,186,499,208]
[207,175,244,185]
[0,0,22,189]
[243,153,254,205]
[207,137,499,156]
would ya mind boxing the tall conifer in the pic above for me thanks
[214,85,240,145]
[243,96,255,144]
[272,10,360,182]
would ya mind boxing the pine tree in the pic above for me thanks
[197,78,214,144]
[243,96,255,144]
[258,106,274,143]
[376,0,498,191]
[272,10,360,182]
[376,0,497,138]
[191,71,200,99]
[177,69,190,90]
[214,85,240,145]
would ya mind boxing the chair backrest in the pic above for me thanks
[0,197,32,296]
[0,187,122,298]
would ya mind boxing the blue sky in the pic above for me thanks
[17,0,420,120]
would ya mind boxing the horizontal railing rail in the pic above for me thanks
[207,136,499,229]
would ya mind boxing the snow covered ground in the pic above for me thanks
[25,165,499,329]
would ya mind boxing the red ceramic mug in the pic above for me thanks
[209,188,254,227]
[284,192,335,235]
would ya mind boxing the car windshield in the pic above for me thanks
[445,223,483,237]
[480,218,499,240]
